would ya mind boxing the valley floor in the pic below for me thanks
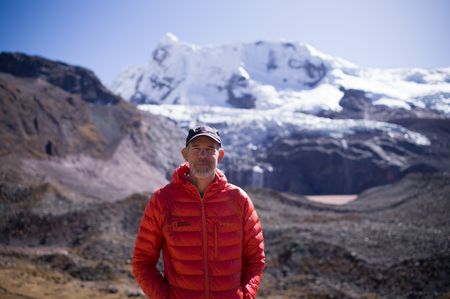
[1,173,449,298]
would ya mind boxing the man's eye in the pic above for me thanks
[191,148,216,154]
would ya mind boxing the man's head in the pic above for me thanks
[185,126,221,148]
[182,126,224,179]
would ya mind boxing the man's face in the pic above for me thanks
[182,136,224,179]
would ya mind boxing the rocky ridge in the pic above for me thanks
[0,52,184,201]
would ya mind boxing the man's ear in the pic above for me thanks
[181,147,188,161]
[218,148,225,163]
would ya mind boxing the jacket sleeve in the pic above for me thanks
[132,190,169,299]
[241,194,265,299]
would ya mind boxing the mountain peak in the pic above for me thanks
[160,32,180,45]
[111,34,351,108]
[110,34,450,115]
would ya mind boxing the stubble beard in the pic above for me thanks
[190,160,216,179]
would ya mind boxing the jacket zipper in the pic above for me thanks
[200,197,210,298]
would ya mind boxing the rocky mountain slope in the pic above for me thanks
[111,33,450,194]
[0,52,184,201]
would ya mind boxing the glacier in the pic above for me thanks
[110,32,450,115]
[109,33,450,193]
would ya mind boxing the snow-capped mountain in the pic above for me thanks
[110,33,450,194]
[111,32,450,115]
[110,32,358,111]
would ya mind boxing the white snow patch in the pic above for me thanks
[373,97,411,110]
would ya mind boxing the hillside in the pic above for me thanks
[0,52,184,201]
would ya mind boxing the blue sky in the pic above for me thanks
[1,0,449,84]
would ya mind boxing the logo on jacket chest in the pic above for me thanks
[174,221,191,227]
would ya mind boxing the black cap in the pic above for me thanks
[186,126,221,147]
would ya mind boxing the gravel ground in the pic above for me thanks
[0,172,449,298]
[250,172,450,298]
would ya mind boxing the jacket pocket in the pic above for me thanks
[214,223,218,260]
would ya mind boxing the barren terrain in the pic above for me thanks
[1,172,449,298]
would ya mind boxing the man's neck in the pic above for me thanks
[188,174,215,194]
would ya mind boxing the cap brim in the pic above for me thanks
[187,133,221,146]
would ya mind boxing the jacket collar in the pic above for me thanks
[171,162,227,193]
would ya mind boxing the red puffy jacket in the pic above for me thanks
[133,163,265,299]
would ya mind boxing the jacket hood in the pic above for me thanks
[171,162,228,189]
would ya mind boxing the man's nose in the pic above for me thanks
[198,149,208,157]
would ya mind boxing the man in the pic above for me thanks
[132,126,265,299]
